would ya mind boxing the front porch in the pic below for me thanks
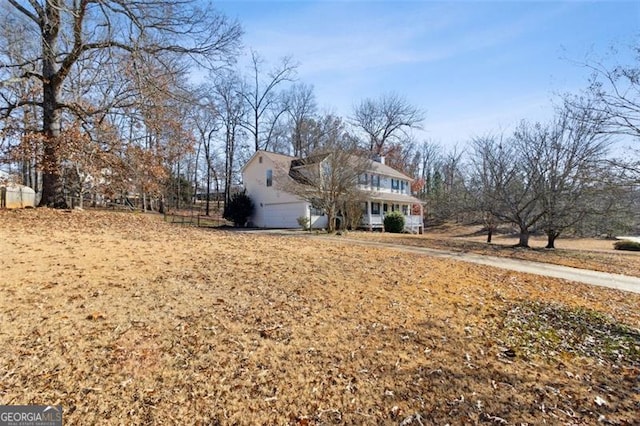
[361,199,424,234]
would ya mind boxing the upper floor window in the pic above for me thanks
[391,179,399,190]
[358,173,368,185]
[371,174,380,189]
[266,169,273,187]
[400,180,406,193]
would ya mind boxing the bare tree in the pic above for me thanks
[352,93,424,155]
[565,43,640,183]
[578,43,640,139]
[284,83,317,156]
[239,50,297,152]
[417,143,467,225]
[213,71,245,212]
[416,140,442,199]
[470,134,543,248]
[0,1,242,207]
[517,103,611,248]
[190,86,221,215]
[382,138,419,176]
[470,102,613,249]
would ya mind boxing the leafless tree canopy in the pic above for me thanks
[578,43,640,138]
[1,0,242,207]
[284,83,317,157]
[469,101,612,248]
[352,92,424,155]
[239,50,297,152]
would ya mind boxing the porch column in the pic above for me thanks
[419,203,424,234]
[367,200,372,231]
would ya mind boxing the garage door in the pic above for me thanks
[263,203,304,228]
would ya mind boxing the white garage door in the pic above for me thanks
[263,203,303,228]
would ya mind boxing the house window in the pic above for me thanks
[383,203,388,213]
[391,179,399,190]
[371,174,380,189]
[371,202,381,215]
[358,173,368,185]
[310,206,323,215]
[400,181,405,193]
[402,205,409,215]
[309,199,324,215]
[392,204,400,212]
[266,169,273,187]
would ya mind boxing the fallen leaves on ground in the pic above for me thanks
[0,209,639,424]
[343,231,640,277]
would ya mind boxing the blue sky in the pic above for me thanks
[215,0,640,148]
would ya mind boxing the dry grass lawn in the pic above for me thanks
[343,224,640,278]
[0,210,639,425]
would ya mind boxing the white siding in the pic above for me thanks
[243,152,308,228]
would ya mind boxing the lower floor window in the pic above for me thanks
[310,200,324,216]
[371,202,381,215]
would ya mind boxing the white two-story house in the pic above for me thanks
[241,150,424,233]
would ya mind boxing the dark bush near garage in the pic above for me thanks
[613,240,640,251]
[223,191,255,227]
[384,211,405,233]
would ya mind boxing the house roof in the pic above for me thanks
[261,150,296,164]
[366,159,413,181]
[243,150,414,181]
[241,150,296,174]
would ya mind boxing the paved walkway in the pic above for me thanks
[316,236,640,294]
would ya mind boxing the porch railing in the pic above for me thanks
[362,214,423,233]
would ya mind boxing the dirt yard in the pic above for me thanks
[0,210,639,425]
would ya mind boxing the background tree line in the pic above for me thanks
[0,3,638,244]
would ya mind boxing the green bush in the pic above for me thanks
[384,211,405,233]
[297,215,310,230]
[613,240,640,251]
[223,191,254,227]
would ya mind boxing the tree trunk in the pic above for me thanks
[545,231,559,249]
[39,1,67,208]
[40,82,66,207]
[224,128,235,214]
[326,206,335,232]
[487,228,493,243]
[205,163,211,216]
[516,229,530,248]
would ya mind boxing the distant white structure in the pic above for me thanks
[0,170,36,209]
[616,236,640,244]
